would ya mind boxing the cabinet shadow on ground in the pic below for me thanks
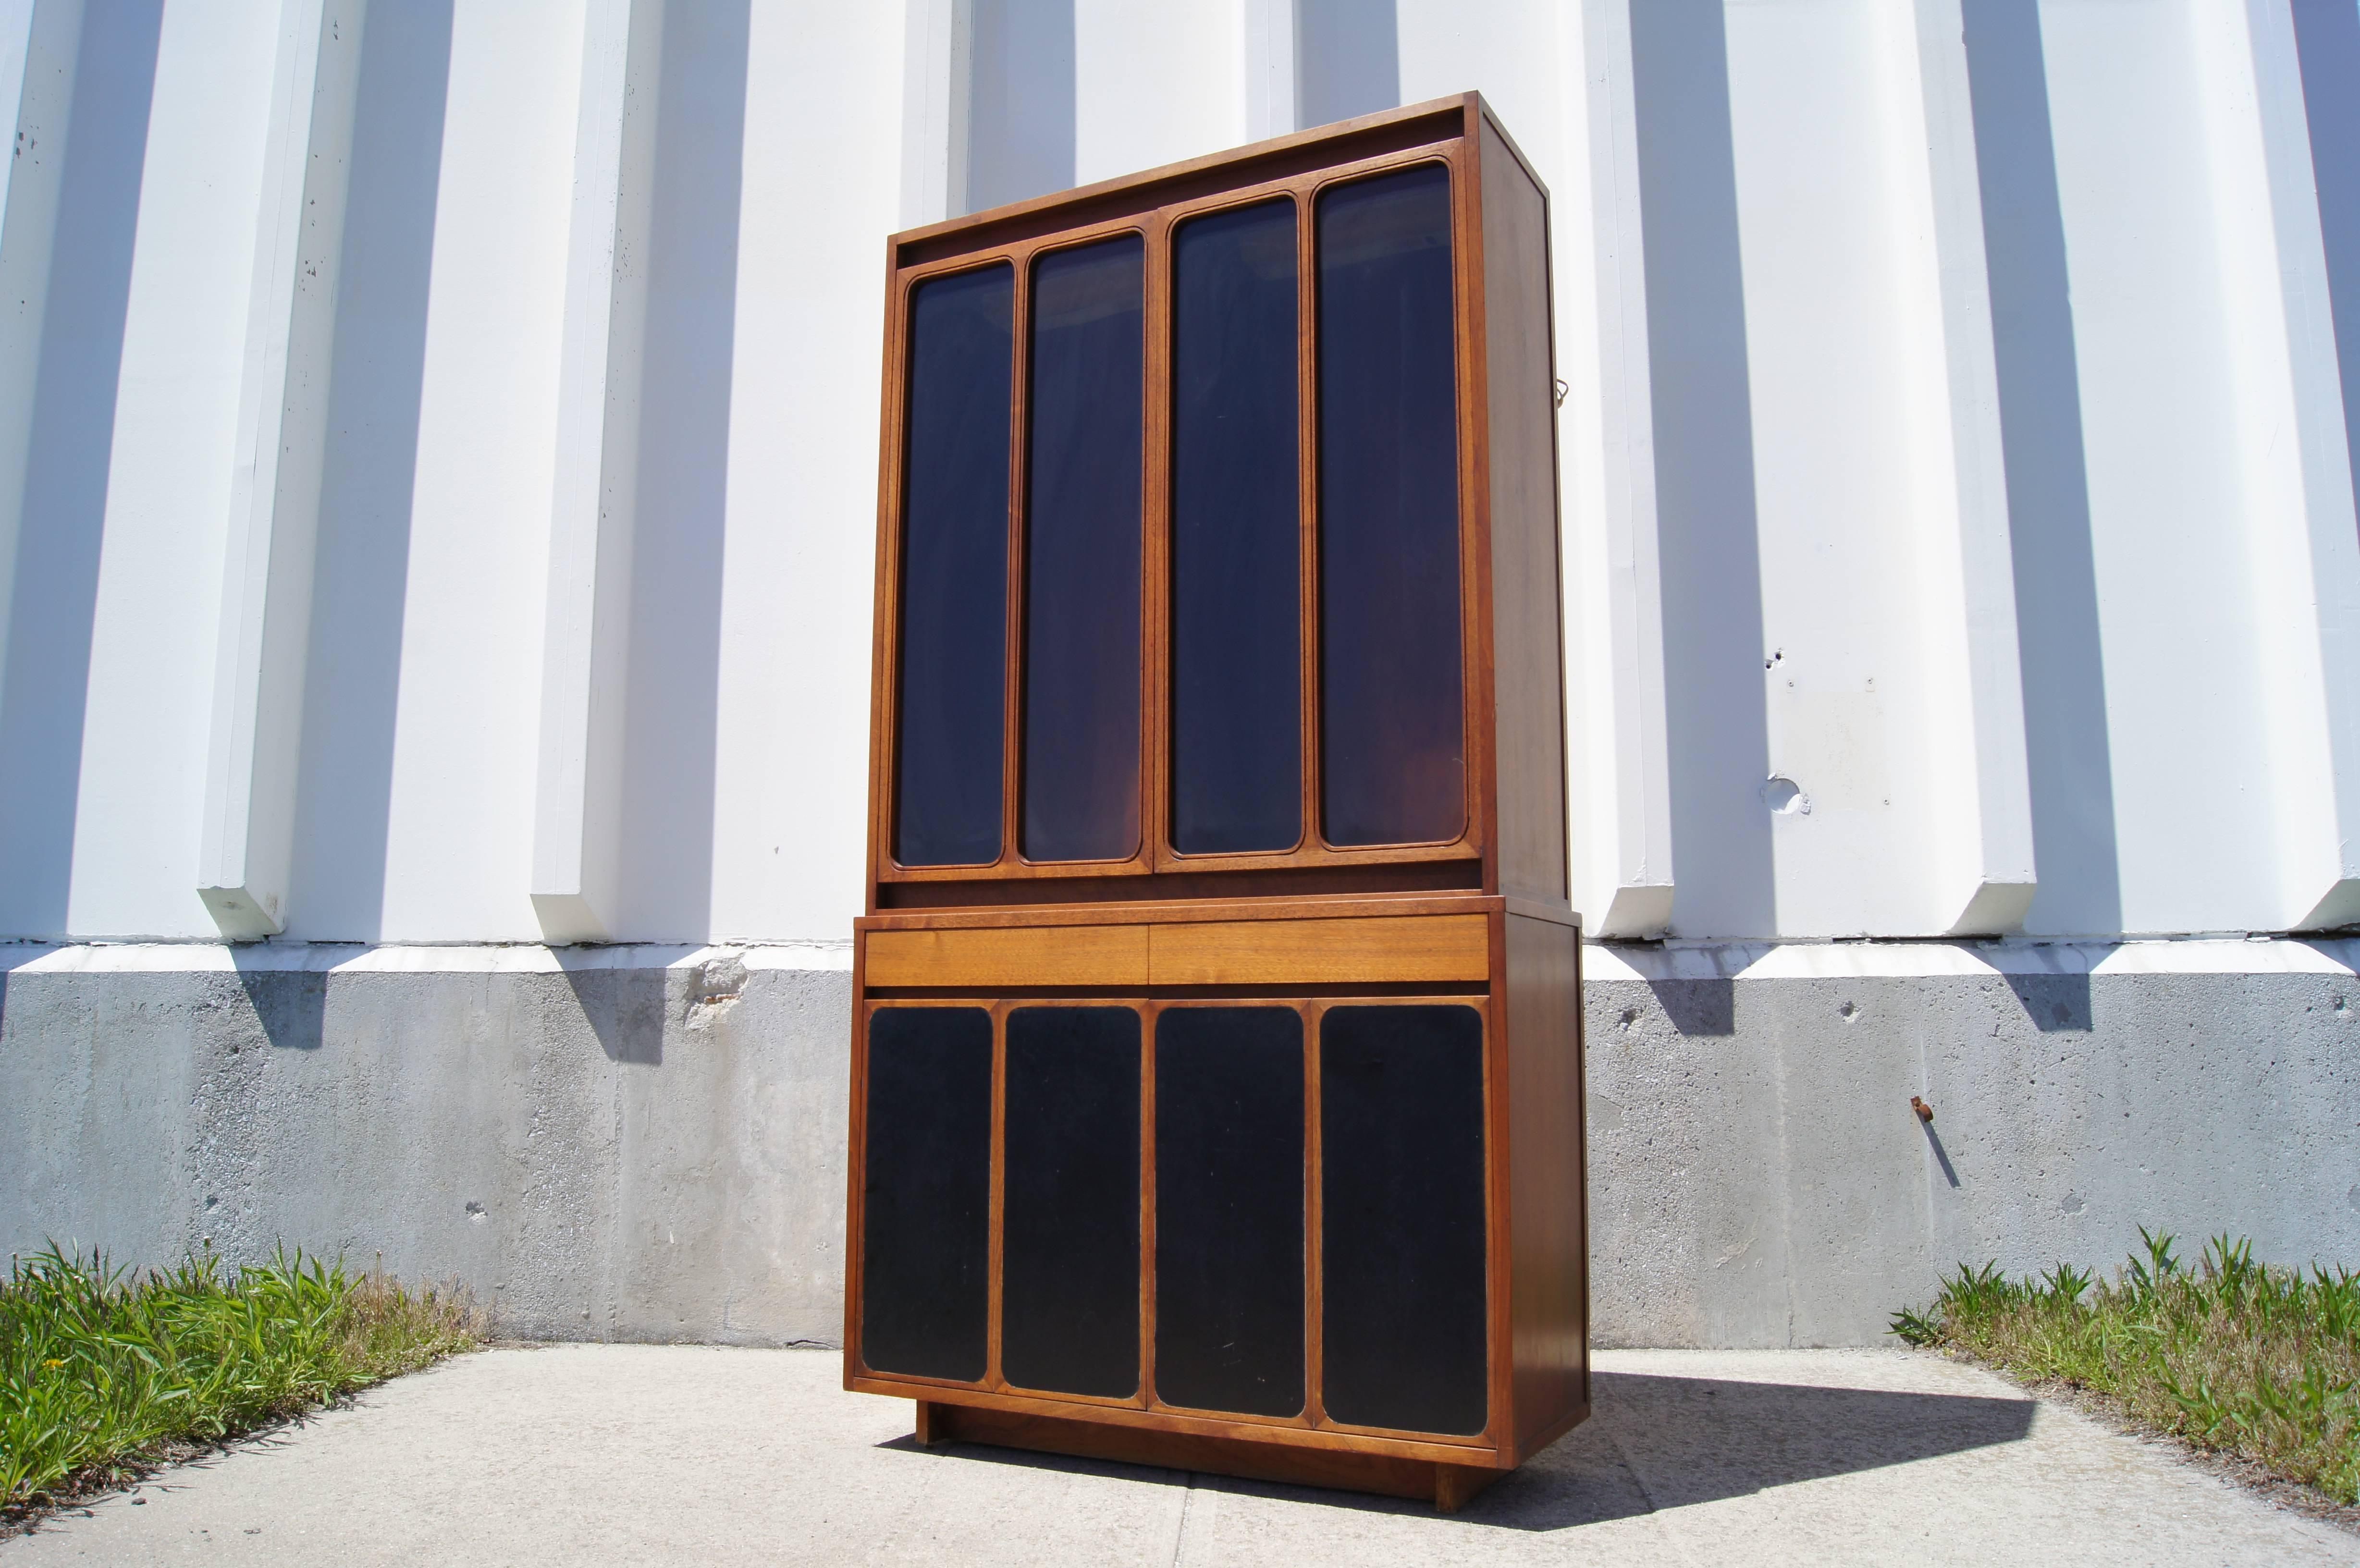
[875,1371,2034,1530]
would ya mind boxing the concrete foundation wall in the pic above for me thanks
[0,944,852,1345]
[1585,940,2360,1345]
[5,939,2352,1349]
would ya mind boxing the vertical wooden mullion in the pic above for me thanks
[1143,218,1174,872]
[1451,136,1497,890]
[1002,252,1032,871]
[1295,190,1322,857]
[1303,997,1326,1427]
[1457,125,1511,1445]
[1138,999,1158,1408]
[868,266,910,882]
[985,999,1009,1392]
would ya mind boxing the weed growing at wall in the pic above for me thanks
[1893,1231,2360,1504]
[0,1244,480,1524]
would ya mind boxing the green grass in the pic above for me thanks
[1893,1231,2360,1505]
[1,1243,480,1521]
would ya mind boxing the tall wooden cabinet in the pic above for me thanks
[845,94,1586,1512]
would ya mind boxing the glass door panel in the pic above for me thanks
[1318,1003,1487,1435]
[895,266,1015,868]
[1169,201,1303,855]
[1315,166,1465,847]
[1001,1005,1142,1397]
[1153,1005,1305,1415]
[860,1007,994,1381]
[1022,238,1146,863]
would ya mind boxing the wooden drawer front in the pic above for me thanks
[868,915,1487,989]
[1148,915,1488,986]
[866,925,1149,987]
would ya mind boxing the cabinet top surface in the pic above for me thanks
[887,93,1544,269]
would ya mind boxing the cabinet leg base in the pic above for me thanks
[909,1399,1507,1513]
[1432,1461,1500,1513]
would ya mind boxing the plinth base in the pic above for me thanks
[912,1399,1507,1513]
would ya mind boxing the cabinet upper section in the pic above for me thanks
[865,96,1570,913]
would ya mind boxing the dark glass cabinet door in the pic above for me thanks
[1002,1006,1142,1396]
[1022,239,1145,863]
[1316,166,1466,847]
[895,267,1014,867]
[1170,201,1302,855]
[860,1007,994,1381]
[1319,1004,1487,1435]
[891,161,1472,875]
[1154,1007,1305,1415]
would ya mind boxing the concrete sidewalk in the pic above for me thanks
[4,1345,2351,1566]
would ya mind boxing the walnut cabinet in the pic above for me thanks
[846,94,1586,1513]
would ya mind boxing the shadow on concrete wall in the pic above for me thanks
[288,0,456,941]
[1963,0,2121,939]
[1645,977,1735,1037]
[886,1372,2033,1527]
[967,0,1073,212]
[1298,0,1398,130]
[1627,0,1776,941]
[614,0,749,944]
[556,954,665,1065]
[1920,1117,1962,1188]
[0,0,164,939]
[2292,0,2360,554]
[230,956,329,1053]
[2002,970,2092,1032]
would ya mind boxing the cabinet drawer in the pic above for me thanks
[1148,915,1487,986]
[866,913,1487,989]
[866,925,1149,987]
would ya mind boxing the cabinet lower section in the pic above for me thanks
[844,902,1589,1505]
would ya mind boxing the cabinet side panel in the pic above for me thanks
[1480,122,1570,904]
[1503,913,1586,1452]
